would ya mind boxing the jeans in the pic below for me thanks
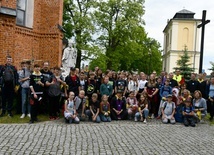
[21,88,30,114]
[100,114,111,122]
[135,109,149,120]
[85,109,101,123]
[183,115,195,126]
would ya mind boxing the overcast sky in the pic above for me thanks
[144,0,213,74]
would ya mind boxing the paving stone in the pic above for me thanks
[0,119,214,154]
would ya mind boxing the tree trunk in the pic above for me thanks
[75,49,81,69]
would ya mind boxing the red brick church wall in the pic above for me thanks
[0,0,63,69]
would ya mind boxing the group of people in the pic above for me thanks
[0,55,214,126]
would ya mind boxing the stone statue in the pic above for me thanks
[61,41,77,77]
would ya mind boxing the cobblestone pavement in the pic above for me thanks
[0,119,214,155]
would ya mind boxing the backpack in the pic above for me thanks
[3,66,14,82]
[163,101,175,113]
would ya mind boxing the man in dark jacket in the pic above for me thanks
[168,72,178,88]
[186,73,199,96]
[0,56,18,117]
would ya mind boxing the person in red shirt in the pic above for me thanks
[65,67,80,96]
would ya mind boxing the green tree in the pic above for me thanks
[63,0,96,68]
[174,47,194,81]
[93,0,162,72]
[89,53,108,71]
[63,0,162,73]
[208,61,214,72]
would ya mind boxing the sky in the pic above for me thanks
[144,0,214,74]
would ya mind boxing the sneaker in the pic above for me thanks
[20,114,26,118]
[69,118,73,124]
[49,116,55,120]
[143,119,147,123]
[200,119,205,123]
[27,114,31,118]
[156,116,161,119]
[29,120,34,124]
[134,117,138,122]
[151,114,154,119]
[8,112,13,117]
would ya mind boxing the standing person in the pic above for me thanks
[86,72,98,100]
[46,67,66,120]
[75,68,80,77]
[95,69,103,100]
[160,71,167,85]
[186,73,199,96]
[106,70,115,95]
[0,55,18,117]
[115,72,127,97]
[100,95,111,122]
[127,74,138,97]
[79,72,87,92]
[197,73,207,99]
[100,76,113,98]
[29,64,45,123]
[207,77,214,121]
[19,61,31,118]
[64,91,79,124]
[173,69,183,85]
[137,74,147,99]
[40,61,53,114]
[84,65,89,77]
[168,72,178,88]
[65,67,80,96]
[144,74,159,118]
[16,61,26,115]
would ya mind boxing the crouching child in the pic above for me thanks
[161,94,176,124]
[75,90,87,121]
[182,100,195,127]
[64,91,79,124]
[85,93,101,123]
[100,95,111,122]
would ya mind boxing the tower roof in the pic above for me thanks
[173,9,195,19]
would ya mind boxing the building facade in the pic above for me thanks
[0,0,63,68]
[162,9,201,73]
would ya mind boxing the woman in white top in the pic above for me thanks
[128,74,138,96]
[138,74,147,97]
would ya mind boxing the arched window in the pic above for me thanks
[183,27,189,45]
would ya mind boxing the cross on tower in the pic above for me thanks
[197,10,210,73]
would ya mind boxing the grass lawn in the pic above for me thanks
[0,113,50,124]
[205,114,214,125]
